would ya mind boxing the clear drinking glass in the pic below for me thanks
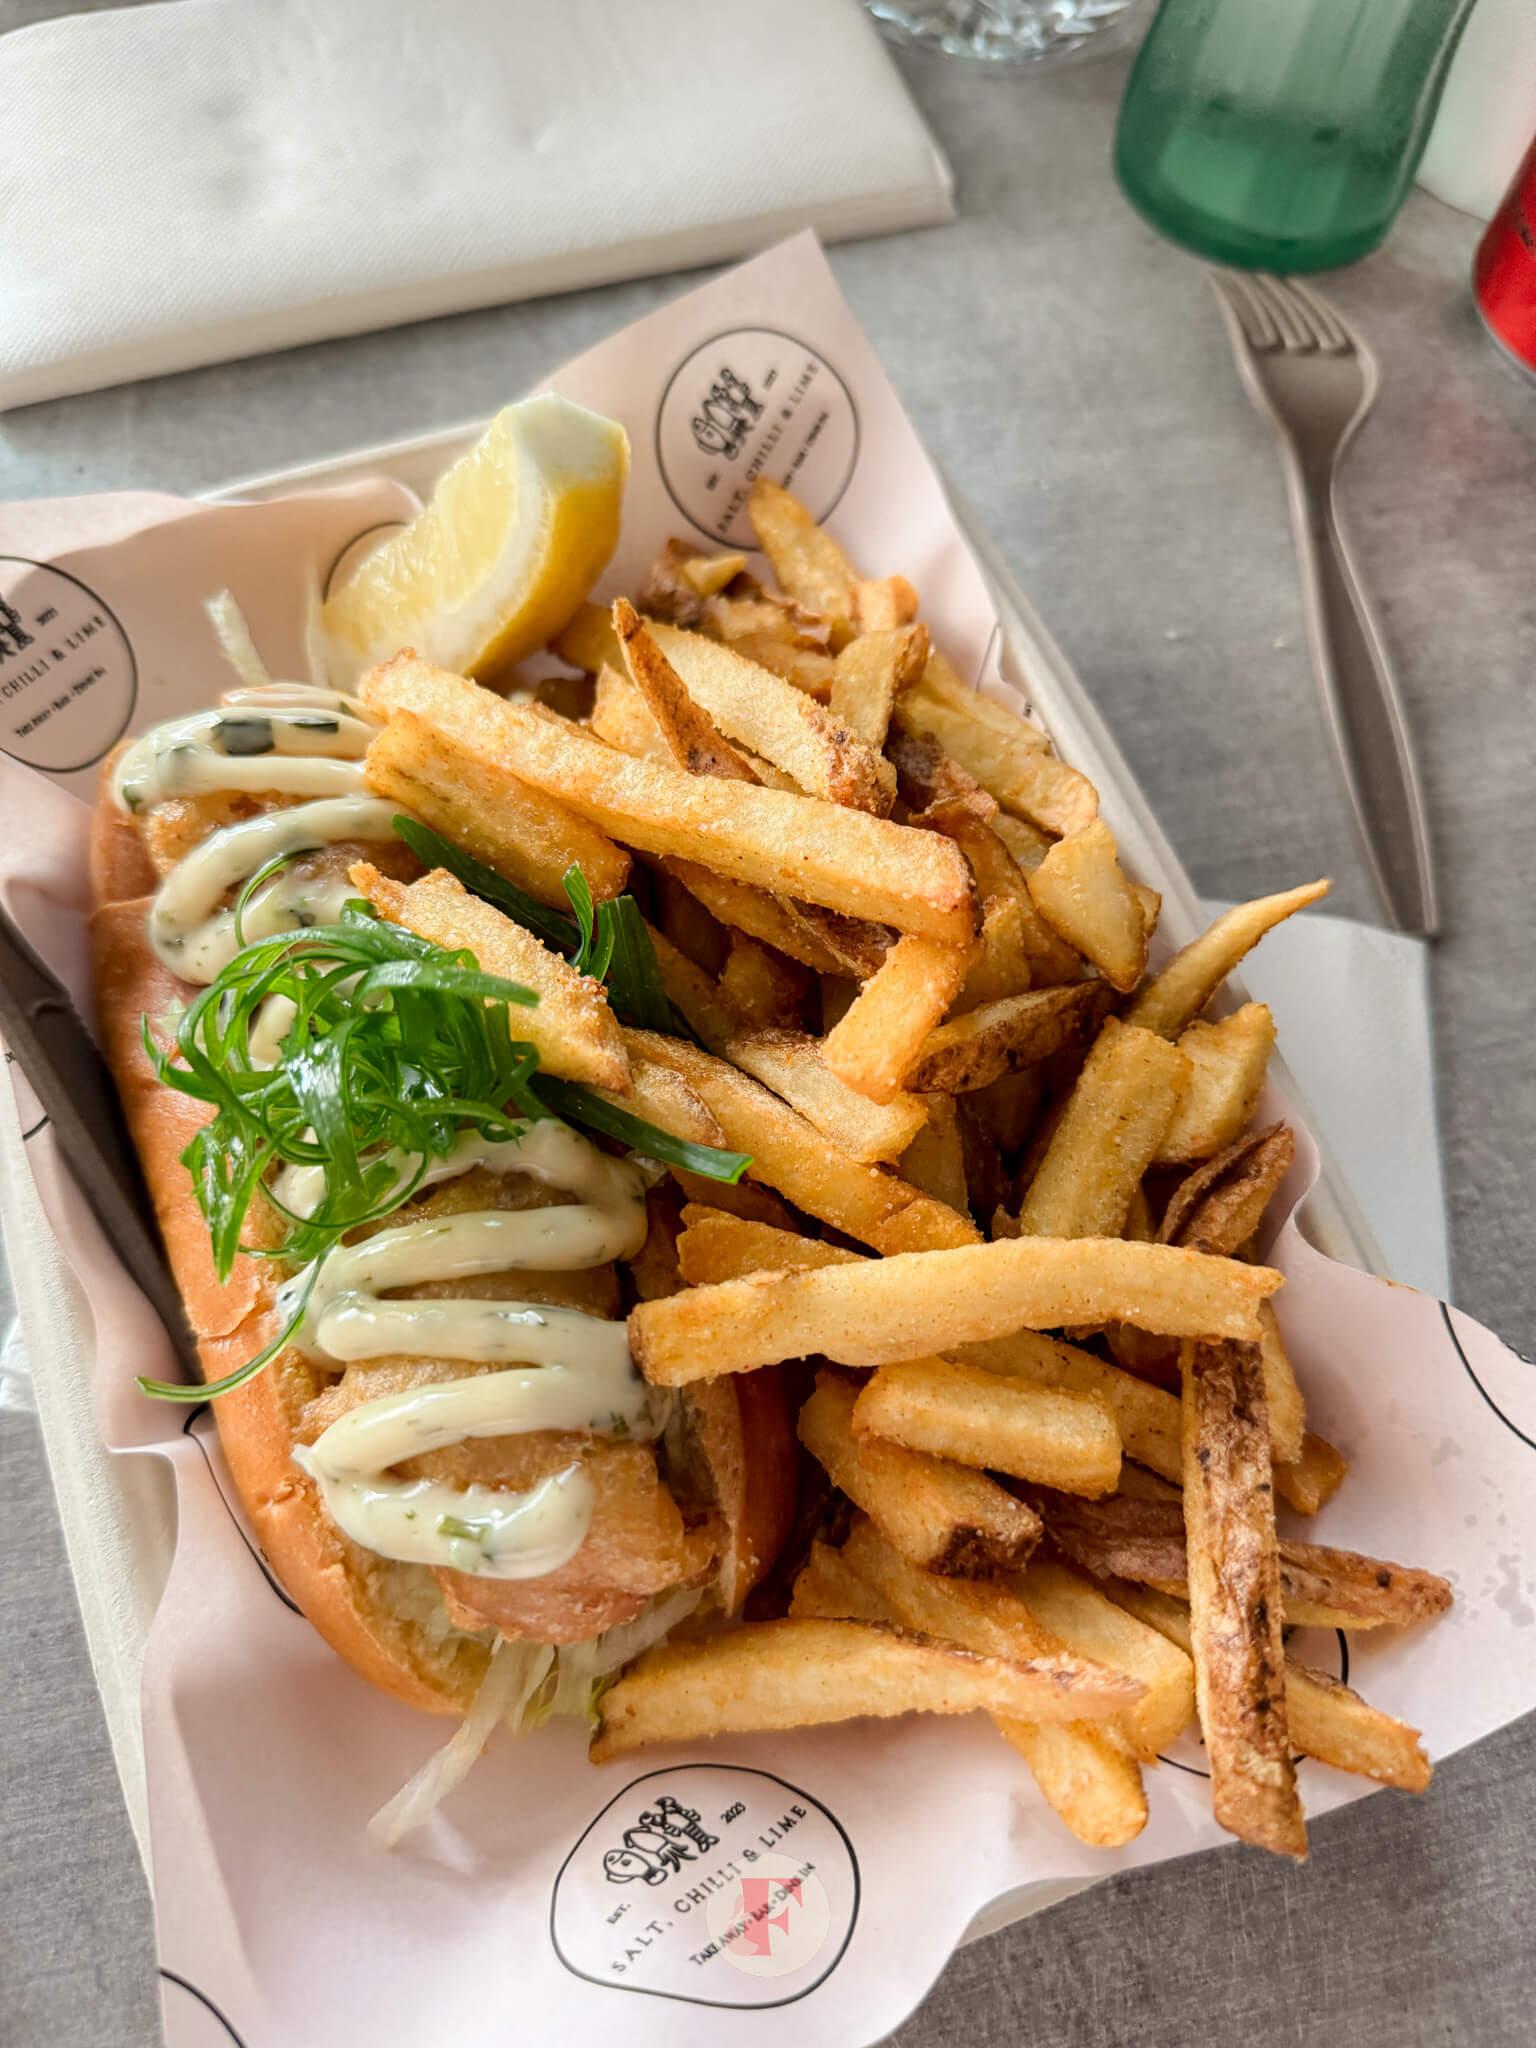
[866,0,1147,67]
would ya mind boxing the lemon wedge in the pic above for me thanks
[324,394,629,684]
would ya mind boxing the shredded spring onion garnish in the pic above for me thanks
[140,891,749,1403]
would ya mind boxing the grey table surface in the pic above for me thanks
[2,6,1534,2047]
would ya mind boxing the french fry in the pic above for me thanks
[724,1030,928,1166]
[748,479,858,638]
[991,811,1054,873]
[1257,1301,1306,1467]
[1016,1019,1192,1239]
[1025,819,1149,994]
[853,1356,1122,1496]
[1097,1580,1432,1793]
[790,1540,899,1624]
[899,1096,971,1214]
[578,1053,725,1150]
[717,936,810,1033]
[1126,882,1330,1038]
[644,924,739,1047]
[551,599,624,676]
[838,1521,1148,1846]
[628,1185,685,1304]
[669,1172,796,1229]
[953,896,1034,1011]
[364,709,632,910]
[775,899,894,978]
[590,1617,1137,1761]
[1155,1004,1277,1163]
[956,1327,1182,1485]
[904,983,1110,1096]
[910,657,1052,744]
[893,670,1097,838]
[829,625,928,750]
[799,1373,1040,1576]
[637,538,749,622]
[969,1067,1044,1157]
[661,859,848,976]
[359,655,976,944]
[1273,1430,1349,1516]
[589,662,674,767]
[822,933,978,1104]
[676,1207,857,1286]
[715,631,836,698]
[647,621,894,812]
[614,600,758,782]
[625,1029,978,1255]
[853,575,920,632]
[1010,1558,1195,1759]
[1159,1123,1295,1256]
[956,1096,1009,1223]
[1180,1338,1307,1858]
[348,863,630,1092]
[630,1235,1282,1385]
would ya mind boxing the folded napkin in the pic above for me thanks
[0,0,952,411]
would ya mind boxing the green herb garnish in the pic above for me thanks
[437,1514,490,1544]
[140,896,747,1403]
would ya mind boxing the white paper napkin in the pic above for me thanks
[0,0,952,412]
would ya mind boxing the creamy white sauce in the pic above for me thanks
[147,793,399,981]
[284,1126,661,1579]
[113,696,379,811]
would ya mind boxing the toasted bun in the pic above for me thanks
[90,789,794,1714]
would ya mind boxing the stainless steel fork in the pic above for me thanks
[1208,270,1439,938]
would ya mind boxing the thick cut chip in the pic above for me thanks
[724,1030,927,1165]
[1159,1123,1295,1257]
[676,1208,858,1287]
[661,860,849,976]
[954,895,1034,1011]
[589,663,675,766]
[1016,1018,1191,1239]
[1181,1338,1306,1858]
[1126,882,1330,1038]
[614,601,758,782]
[625,1030,977,1255]
[348,863,629,1092]
[853,1356,1122,1496]
[1025,819,1149,994]
[904,983,1112,1096]
[790,1541,898,1625]
[574,1055,725,1152]
[1097,1580,1432,1793]
[718,632,837,697]
[837,1520,1148,1847]
[590,1618,1137,1761]
[552,599,625,677]
[829,625,928,750]
[647,621,893,812]
[798,1372,1039,1577]
[748,479,858,636]
[822,933,978,1104]
[359,655,975,944]
[956,1327,1182,1485]
[364,710,630,908]
[1009,1559,1195,1759]
[628,1236,1282,1384]
[1155,1004,1276,1163]
[899,1096,971,1214]
[1257,1302,1306,1467]
[893,666,1097,837]
[717,938,810,1034]
[1273,1431,1349,1515]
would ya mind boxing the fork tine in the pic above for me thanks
[1282,276,1352,354]
[1207,269,1281,350]
[1249,275,1316,352]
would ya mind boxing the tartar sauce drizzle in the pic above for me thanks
[114,683,402,982]
[283,1123,661,1581]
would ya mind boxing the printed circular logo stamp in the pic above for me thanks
[550,1764,858,2008]
[655,329,859,549]
[0,558,136,774]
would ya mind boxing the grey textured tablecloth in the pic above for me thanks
[2,6,1534,2045]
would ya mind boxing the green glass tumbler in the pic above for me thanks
[1114,0,1476,271]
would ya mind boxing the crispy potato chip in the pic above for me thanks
[660,859,847,976]
[550,599,624,676]
[830,625,928,750]
[790,1540,899,1624]
[954,895,1034,1011]
[1257,1301,1306,1467]
[614,600,758,782]
[1155,1004,1276,1164]
[899,1096,971,1214]
[1009,1559,1195,1759]
[629,1235,1282,1384]
[799,1373,1040,1577]
[1025,819,1148,994]
[364,709,631,909]
[956,1326,1182,1485]
[717,937,810,1033]
[1126,882,1330,1038]
[1016,1019,1191,1239]
[714,630,836,698]
[1273,1430,1349,1516]
[748,479,858,638]
[853,1355,1121,1496]
[676,1207,857,1286]
[1159,1123,1294,1257]
[894,665,1097,837]
[349,863,629,1092]
[823,933,979,1104]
